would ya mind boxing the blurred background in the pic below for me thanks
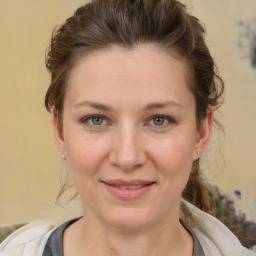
[0,0,256,227]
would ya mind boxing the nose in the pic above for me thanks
[109,124,147,171]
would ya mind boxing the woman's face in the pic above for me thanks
[53,45,212,229]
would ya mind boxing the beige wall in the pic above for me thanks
[0,0,255,225]
[192,0,256,221]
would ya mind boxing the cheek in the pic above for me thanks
[64,134,111,203]
[150,135,195,187]
[65,132,110,179]
[152,134,195,167]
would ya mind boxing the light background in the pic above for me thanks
[0,0,255,225]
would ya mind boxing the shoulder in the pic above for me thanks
[0,221,58,256]
[182,200,256,256]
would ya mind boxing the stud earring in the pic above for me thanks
[62,154,66,160]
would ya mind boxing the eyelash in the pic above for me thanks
[80,114,176,128]
[80,115,108,127]
[147,115,176,127]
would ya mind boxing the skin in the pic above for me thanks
[53,44,213,256]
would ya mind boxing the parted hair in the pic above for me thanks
[45,0,224,217]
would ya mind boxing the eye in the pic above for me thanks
[152,116,166,126]
[148,115,175,127]
[81,115,108,126]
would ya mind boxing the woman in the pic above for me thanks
[0,0,255,255]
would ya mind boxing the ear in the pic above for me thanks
[52,109,66,157]
[193,107,213,160]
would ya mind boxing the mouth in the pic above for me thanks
[108,184,152,189]
[101,180,156,200]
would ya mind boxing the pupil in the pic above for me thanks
[154,117,164,126]
[92,117,103,125]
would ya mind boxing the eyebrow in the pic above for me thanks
[143,101,183,110]
[74,100,183,111]
[74,101,113,111]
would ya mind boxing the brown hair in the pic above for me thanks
[45,0,224,214]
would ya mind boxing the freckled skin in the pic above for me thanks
[53,44,211,233]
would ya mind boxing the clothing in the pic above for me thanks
[42,218,204,256]
[42,218,81,256]
[0,200,255,256]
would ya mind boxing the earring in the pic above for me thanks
[197,151,200,158]
[62,154,66,160]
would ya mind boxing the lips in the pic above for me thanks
[103,179,155,186]
[102,179,156,200]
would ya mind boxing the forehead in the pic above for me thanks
[66,45,194,108]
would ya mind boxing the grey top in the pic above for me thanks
[42,218,205,256]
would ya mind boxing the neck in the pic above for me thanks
[63,209,193,256]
